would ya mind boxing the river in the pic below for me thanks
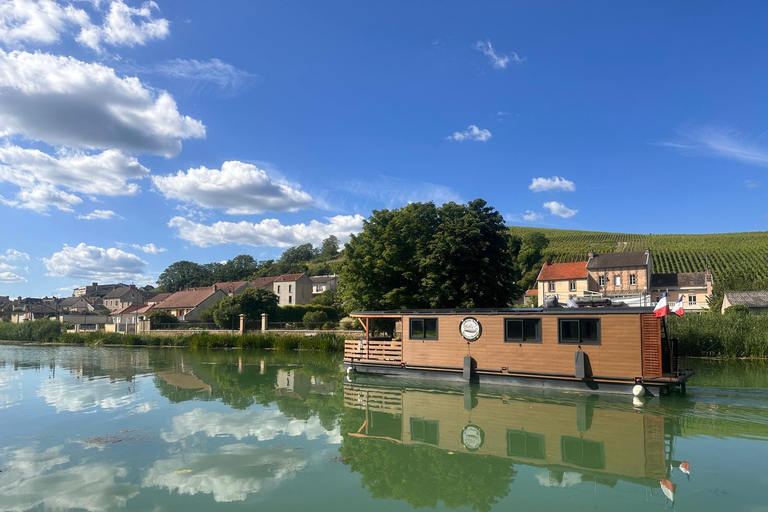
[0,345,767,511]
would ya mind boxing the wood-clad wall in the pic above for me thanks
[402,313,651,379]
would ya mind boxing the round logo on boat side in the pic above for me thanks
[459,317,482,341]
[461,424,485,451]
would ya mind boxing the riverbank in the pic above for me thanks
[0,321,345,351]
[670,313,768,358]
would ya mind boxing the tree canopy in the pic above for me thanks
[341,199,520,310]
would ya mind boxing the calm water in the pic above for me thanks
[1,346,767,512]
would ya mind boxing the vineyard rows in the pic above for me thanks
[509,227,768,281]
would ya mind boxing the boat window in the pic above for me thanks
[507,430,545,459]
[504,318,541,343]
[558,318,600,345]
[410,318,438,340]
[410,418,439,445]
[561,436,605,470]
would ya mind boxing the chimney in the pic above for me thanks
[545,258,552,266]
[129,284,135,290]
[588,251,595,259]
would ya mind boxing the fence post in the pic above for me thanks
[261,313,268,332]
[239,314,245,335]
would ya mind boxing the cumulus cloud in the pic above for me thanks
[0,0,90,46]
[0,271,26,282]
[1,183,82,213]
[77,0,169,52]
[529,176,576,193]
[543,201,578,218]
[659,126,768,167]
[523,210,543,222]
[446,125,492,142]
[43,243,148,282]
[168,214,365,248]
[0,249,29,261]
[121,242,166,254]
[37,372,143,412]
[0,50,205,156]
[76,209,119,220]
[152,161,314,215]
[474,40,525,69]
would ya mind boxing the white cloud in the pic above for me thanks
[474,40,525,69]
[150,58,259,94]
[0,249,29,261]
[446,125,492,142]
[341,177,461,209]
[529,176,576,193]
[0,50,205,156]
[543,201,578,218]
[152,161,314,215]
[43,242,148,282]
[168,214,365,248]
[523,210,543,222]
[496,110,509,116]
[0,0,90,46]
[77,0,169,52]
[0,262,16,271]
[77,209,118,220]
[660,126,768,167]
[536,470,583,488]
[1,183,82,213]
[0,271,26,282]
[124,242,166,254]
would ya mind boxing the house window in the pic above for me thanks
[614,275,621,286]
[548,282,555,292]
[277,285,281,293]
[288,296,292,304]
[598,275,605,287]
[688,295,697,306]
[559,318,600,345]
[289,285,292,293]
[410,318,438,340]
[569,280,576,292]
[507,430,545,459]
[277,297,280,304]
[630,274,637,286]
[410,418,439,445]
[562,436,605,470]
[315,285,323,292]
[504,318,541,343]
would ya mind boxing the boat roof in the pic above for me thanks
[351,307,655,317]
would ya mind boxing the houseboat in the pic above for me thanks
[344,307,693,396]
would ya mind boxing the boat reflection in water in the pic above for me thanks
[341,379,691,509]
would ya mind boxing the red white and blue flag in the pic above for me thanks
[654,293,670,318]
[672,295,685,317]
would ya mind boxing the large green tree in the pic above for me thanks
[341,199,520,310]
[207,287,279,328]
[157,261,212,292]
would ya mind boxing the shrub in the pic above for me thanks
[303,310,328,329]
[724,304,751,316]
[148,310,179,328]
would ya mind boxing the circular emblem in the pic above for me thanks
[461,425,485,451]
[459,317,482,341]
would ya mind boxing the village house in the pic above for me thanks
[58,296,103,314]
[253,273,313,305]
[651,269,713,313]
[10,304,57,323]
[721,291,768,314]
[146,292,172,306]
[153,286,227,321]
[310,274,339,298]
[586,250,652,305]
[73,282,126,298]
[536,261,590,306]
[213,281,253,296]
[103,285,147,311]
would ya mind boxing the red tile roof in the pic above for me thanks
[155,287,222,309]
[524,289,538,297]
[252,276,279,288]
[147,292,172,304]
[273,273,306,282]
[537,261,588,281]
[214,281,250,293]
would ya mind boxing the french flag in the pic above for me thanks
[672,295,685,317]
[654,292,670,318]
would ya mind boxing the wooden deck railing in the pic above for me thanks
[345,339,402,363]
[343,384,403,414]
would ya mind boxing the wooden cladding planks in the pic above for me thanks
[640,315,662,378]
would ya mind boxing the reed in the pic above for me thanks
[669,313,768,358]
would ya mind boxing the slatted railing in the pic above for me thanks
[345,339,402,363]
[343,385,403,414]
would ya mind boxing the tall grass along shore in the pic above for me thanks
[669,313,768,358]
[0,320,345,352]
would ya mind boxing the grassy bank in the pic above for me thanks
[669,313,768,358]
[0,320,345,352]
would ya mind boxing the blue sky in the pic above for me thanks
[1,0,767,297]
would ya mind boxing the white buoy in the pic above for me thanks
[632,397,645,408]
[346,366,354,375]
[632,384,645,397]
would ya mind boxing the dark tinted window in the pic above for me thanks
[410,318,438,340]
[505,318,540,343]
[560,319,580,342]
[507,430,545,459]
[561,436,605,469]
[410,418,439,445]
[559,318,600,344]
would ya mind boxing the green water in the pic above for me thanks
[1,346,767,511]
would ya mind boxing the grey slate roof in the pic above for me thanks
[651,272,707,288]
[586,251,649,270]
[724,291,768,308]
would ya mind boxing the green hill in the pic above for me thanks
[508,227,768,283]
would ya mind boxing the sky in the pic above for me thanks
[1,0,767,298]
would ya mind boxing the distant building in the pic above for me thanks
[310,275,339,297]
[213,281,253,296]
[58,296,103,314]
[153,286,227,321]
[146,292,172,306]
[253,273,313,305]
[103,285,147,311]
[651,270,713,313]
[73,282,126,298]
[586,250,652,304]
[536,261,590,306]
[10,305,57,323]
[721,291,768,314]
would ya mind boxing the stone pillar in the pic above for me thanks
[238,356,243,374]
[261,313,268,332]
[239,314,245,335]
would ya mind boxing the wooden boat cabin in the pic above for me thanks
[344,307,693,395]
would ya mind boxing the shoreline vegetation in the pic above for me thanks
[2,313,768,357]
[0,321,345,351]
